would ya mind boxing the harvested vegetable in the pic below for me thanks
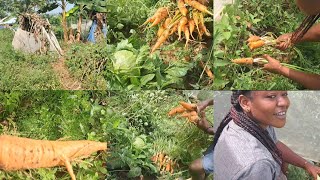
[185,0,213,16]
[0,135,107,180]
[247,35,261,42]
[232,58,254,65]
[178,0,188,16]
[168,105,186,116]
[179,101,197,111]
[248,40,265,50]
[151,29,170,53]
[178,17,188,40]
[199,60,214,80]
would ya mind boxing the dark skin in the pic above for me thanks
[296,0,320,15]
[189,99,214,180]
[262,55,320,90]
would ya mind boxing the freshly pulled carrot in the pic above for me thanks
[178,17,188,40]
[188,19,195,39]
[185,0,213,16]
[200,60,214,80]
[179,101,197,111]
[157,26,165,37]
[189,115,200,123]
[151,29,170,53]
[180,111,197,118]
[232,58,254,65]
[170,24,178,35]
[147,7,168,28]
[0,135,107,180]
[193,11,201,36]
[248,40,265,50]
[247,35,261,42]
[168,105,186,116]
[178,0,188,16]
[163,18,172,28]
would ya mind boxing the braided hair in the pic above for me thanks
[213,91,283,166]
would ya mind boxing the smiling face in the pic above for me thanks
[239,91,290,129]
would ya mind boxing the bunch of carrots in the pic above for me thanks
[151,152,176,174]
[246,35,276,50]
[168,101,200,124]
[141,0,213,53]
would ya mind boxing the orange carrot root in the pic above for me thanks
[179,101,197,111]
[185,0,213,16]
[231,58,254,65]
[248,40,265,50]
[0,135,107,179]
[178,0,188,16]
[168,106,187,116]
[247,35,261,42]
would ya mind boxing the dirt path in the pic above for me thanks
[52,57,82,90]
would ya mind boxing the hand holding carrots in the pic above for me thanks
[168,101,200,124]
[276,33,293,51]
[262,54,283,74]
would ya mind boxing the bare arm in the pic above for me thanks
[296,0,320,15]
[263,55,320,90]
[276,141,320,179]
[197,99,213,112]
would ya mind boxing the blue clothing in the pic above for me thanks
[203,146,214,174]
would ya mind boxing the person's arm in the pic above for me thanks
[196,111,214,135]
[296,0,320,15]
[276,141,320,179]
[262,55,320,90]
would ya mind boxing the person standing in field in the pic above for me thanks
[263,0,320,89]
[189,98,214,180]
[213,91,320,180]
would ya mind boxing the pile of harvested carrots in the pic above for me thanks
[151,152,176,174]
[168,101,200,124]
[142,0,213,53]
[0,135,107,180]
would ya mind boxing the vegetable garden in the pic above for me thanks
[213,0,320,90]
[0,90,213,179]
[0,0,213,90]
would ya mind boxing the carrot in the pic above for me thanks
[178,0,188,16]
[199,23,211,37]
[141,16,156,27]
[179,101,197,111]
[248,40,265,50]
[163,18,172,28]
[178,17,188,40]
[189,115,200,123]
[151,29,170,53]
[199,60,214,80]
[170,160,174,174]
[168,105,186,116]
[193,11,201,36]
[157,26,165,37]
[0,135,107,180]
[165,159,171,172]
[185,0,213,16]
[184,25,190,48]
[231,58,254,65]
[247,35,261,42]
[188,19,195,39]
[148,8,168,28]
[180,111,198,118]
[170,24,178,35]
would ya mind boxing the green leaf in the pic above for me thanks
[214,59,230,67]
[166,67,188,77]
[140,74,155,86]
[222,31,231,40]
[127,167,142,178]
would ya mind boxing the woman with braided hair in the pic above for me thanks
[214,91,320,180]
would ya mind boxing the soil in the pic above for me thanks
[51,57,82,90]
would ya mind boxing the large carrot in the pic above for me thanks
[248,40,265,50]
[179,101,197,111]
[168,105,186,116]
[185,0,213,16]
[193,11,201,36]
[0,135,107,180]
[178,0,188,16]
[232,58,254,65]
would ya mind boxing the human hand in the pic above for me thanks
[304,162,320,180]
[196,111,210,131]
[262,54,283,74]
[276,33,292,51]
[196,99,213,113]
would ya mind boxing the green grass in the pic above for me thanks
[0,29,60,89]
